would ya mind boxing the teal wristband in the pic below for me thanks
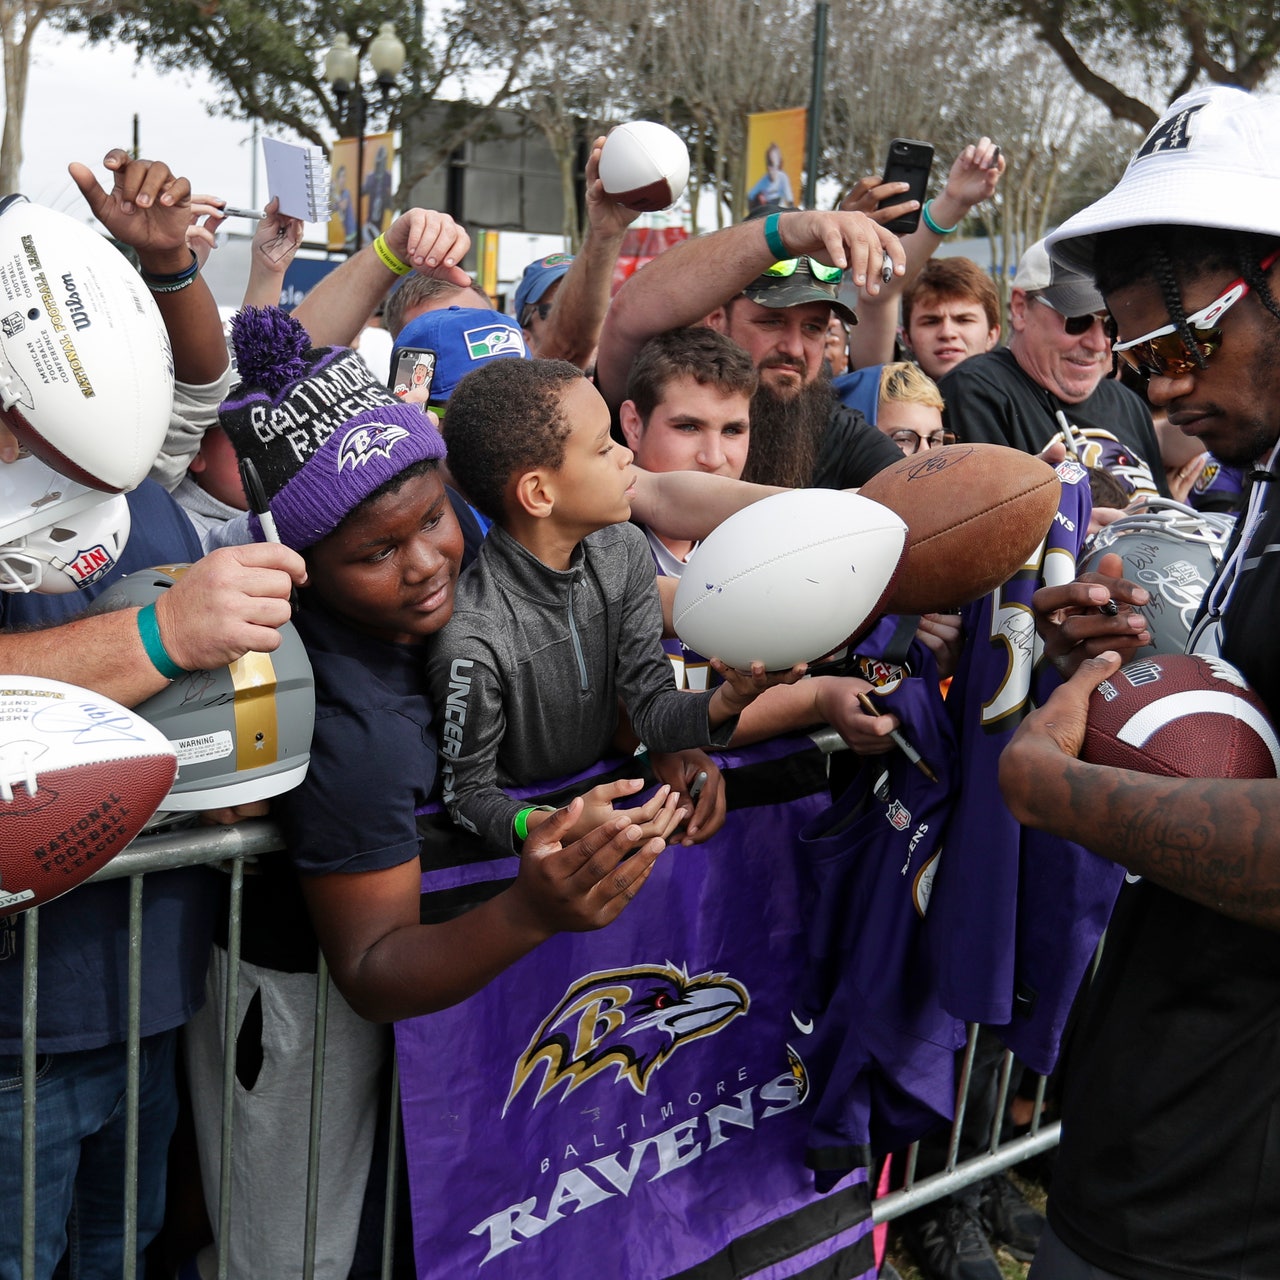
[763,212,788,261]
[921,199,960,237]
[136,603,186,681]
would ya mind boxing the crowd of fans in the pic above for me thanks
[0,83,1276,1280]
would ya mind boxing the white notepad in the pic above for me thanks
[262,138,332,222]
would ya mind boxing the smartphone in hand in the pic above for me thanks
[389,348,436,400]
[877,139,935,235]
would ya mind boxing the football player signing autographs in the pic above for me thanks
[997,87,1280,1280]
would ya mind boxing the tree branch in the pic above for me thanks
[1022,3,1159,130]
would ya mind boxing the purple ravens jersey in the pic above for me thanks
[925,460,1126,1073]
[644,527,722,691]
[794,654,966,1188]
[1189,455,1244,514]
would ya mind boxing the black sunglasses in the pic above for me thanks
[1034,295,1114,338]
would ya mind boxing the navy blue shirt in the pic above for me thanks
[0,481,216,1052]
[231,487,481,972]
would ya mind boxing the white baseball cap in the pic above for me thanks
[1047,86,1280,277]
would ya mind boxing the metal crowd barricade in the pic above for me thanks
[871,1025,1060,1225]
[14,736,1062,1279]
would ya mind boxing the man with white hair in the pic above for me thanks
[939,238,1166,501]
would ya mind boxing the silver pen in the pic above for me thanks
[218,204,266,221]
[857,692,938,783]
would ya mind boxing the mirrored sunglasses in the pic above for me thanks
[1113,246,1280,379]
[762,257,844,285]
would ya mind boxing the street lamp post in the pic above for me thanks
[323,22,406,254]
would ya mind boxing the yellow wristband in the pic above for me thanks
[372,233,411,276]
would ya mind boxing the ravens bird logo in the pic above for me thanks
[337,422,411,471]
[504,963,749,1114]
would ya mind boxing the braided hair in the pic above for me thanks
[1233,232,1280,327]
[1094,226,1280,367]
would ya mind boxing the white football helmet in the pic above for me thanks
[0,454,131,593]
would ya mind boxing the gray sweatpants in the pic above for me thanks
[184,946,388,1280]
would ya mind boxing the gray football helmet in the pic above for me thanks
[1080,497,1235,656]
[90,566,315,812]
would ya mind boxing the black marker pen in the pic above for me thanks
[239,456,300,616]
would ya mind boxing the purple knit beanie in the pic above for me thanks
[219,307,446,550]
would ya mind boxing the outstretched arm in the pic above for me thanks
[0,541,305,708]
[293,207,471,346]
[533,135,641,368]
[842,137,1005,369]
[70,149,228,387]
[241,197,305,310]
[595,207,904,410]
[302,800,667,1022]
[629,469,786,546]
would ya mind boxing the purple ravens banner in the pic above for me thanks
[397,737,876,1280]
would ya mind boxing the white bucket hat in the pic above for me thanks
[1047,86,1280,277]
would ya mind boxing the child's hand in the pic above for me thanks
[557,778,686,844]
[511,797,666,934]
[649,749,726,845]
[620,784,688,845]
[916,612,965,680]
[709,659,808,721]
[557,775,643,839]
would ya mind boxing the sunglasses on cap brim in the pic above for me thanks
[762,257,844,285]
[1113,246,1280,379]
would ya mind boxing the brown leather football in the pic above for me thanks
[1082,653,1280,779]
[859,443,1061,613]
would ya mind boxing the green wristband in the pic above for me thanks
[513,805,554,843]
[763,212,788,261]
[136,602,186,681]
[922,199,960,237]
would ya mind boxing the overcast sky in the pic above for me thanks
[19,29,271,218]
[16,26,569,295]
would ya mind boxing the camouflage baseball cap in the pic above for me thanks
[741,255,858,326]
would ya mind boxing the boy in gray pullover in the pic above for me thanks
[427,358,800,855]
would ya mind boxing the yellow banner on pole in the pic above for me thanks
[743,108,807,219]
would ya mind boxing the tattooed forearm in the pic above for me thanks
[1114,806,1212,865]
[1053,762,1280,929]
